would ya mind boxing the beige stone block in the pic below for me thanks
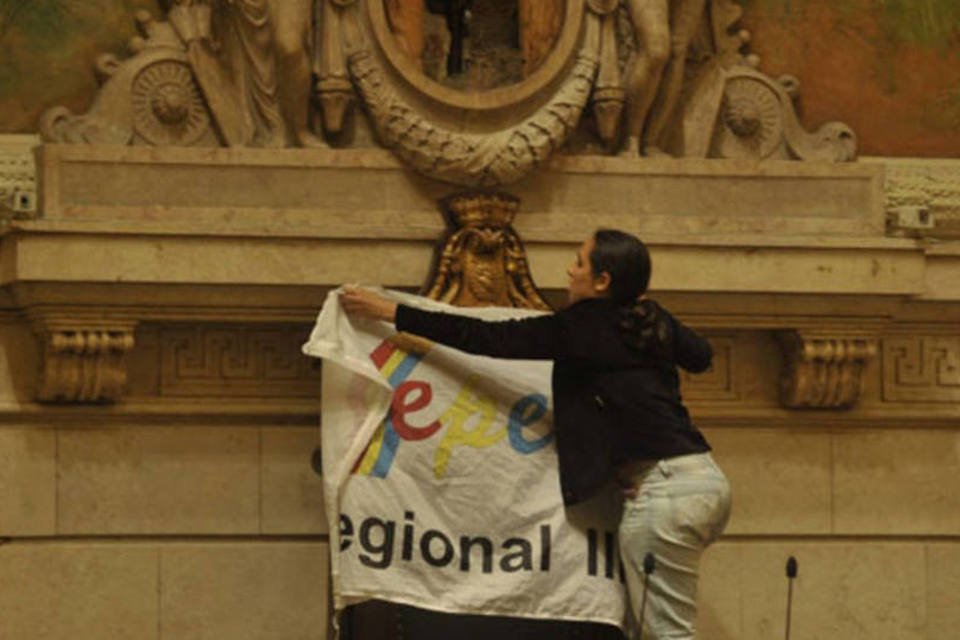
[0,321,39,404]
[0,427,56,535]
[703,428,832,535]
[0,543,158,640]
[833,430,960,534]
[160,542,329,640]
[261,427,328,534]
[739,542,926,640]
[58,426,260,534]
[927,543,960,638]
[696,542,742,640]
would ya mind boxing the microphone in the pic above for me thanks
[636,552,656,639]
[785,556,798,640]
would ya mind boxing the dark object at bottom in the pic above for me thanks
[342,600,626,640]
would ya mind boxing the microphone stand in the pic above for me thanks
[785,556,798,640]
[636,552,656,639]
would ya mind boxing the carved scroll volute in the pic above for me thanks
[425,192,550,311]
[31,318,136,404]
[778,331,878,410]
[587,0,624,146]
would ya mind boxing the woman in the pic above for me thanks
[340,229,731,639]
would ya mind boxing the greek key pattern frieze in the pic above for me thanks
[160,326,319,397]
[883,337,960,403]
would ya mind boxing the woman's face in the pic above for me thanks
[567,237,608,304]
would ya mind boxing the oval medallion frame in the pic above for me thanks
[367,0,585,111]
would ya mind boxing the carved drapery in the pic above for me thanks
[31,316,137,404]
[778,331,878,410]
[425,192,550,310]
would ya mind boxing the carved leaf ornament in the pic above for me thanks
[344,0,600,186]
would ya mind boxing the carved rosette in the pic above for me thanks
[425,192,550,310]
[32,320,136,404]
[778,331,878,410]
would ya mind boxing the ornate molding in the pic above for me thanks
[159,325,319,398]
[30,315,137,404]
[346,37,600,187]
[34,0,856,183]
[0,135,39,217]
[425,192,550,310]
[872,157,960,239]
[882,336,960,404]
[777,331,878,410]
[679,335,739,402]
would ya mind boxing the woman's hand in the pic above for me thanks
[339,287,398,323]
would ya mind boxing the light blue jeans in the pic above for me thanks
[618,452,732,639]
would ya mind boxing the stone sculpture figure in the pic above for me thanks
[621,0,705,156]
[40,0,856,174]
[643,0,706,155]
[167,0,323,147]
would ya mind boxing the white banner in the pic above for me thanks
[303,288,627,628]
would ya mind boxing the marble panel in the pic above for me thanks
[738,542,926,640]
[261,427,328,534]
[57,426,260,534]
[0,543,158,640]
[696,542,742,640]
[926,543,960,638]
[703,428,832,535]
[0,427,56,535]
[160,542,329,640]
[0,322,38,405]
[833,429,960,534]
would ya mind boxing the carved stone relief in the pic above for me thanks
[0,135,38,217]
[679,335,738,402]
[882,337,960,404]
[425,192,550,310]
[879,158,960,239]
[159,325,320,398]
[778,331,878,410]
[38,0,856,186]
[30,315,137,404]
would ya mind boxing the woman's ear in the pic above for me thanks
[594,271,612,294]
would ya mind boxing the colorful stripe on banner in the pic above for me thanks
[355,335,433,477]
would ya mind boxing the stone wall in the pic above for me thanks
[0,141,959,639]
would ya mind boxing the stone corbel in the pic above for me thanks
[29,313,137,404]
[777,330,878,410]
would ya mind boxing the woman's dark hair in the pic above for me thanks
[589,229,651,304]
[590,229,672,360]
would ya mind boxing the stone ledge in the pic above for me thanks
[35,144,885,238]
